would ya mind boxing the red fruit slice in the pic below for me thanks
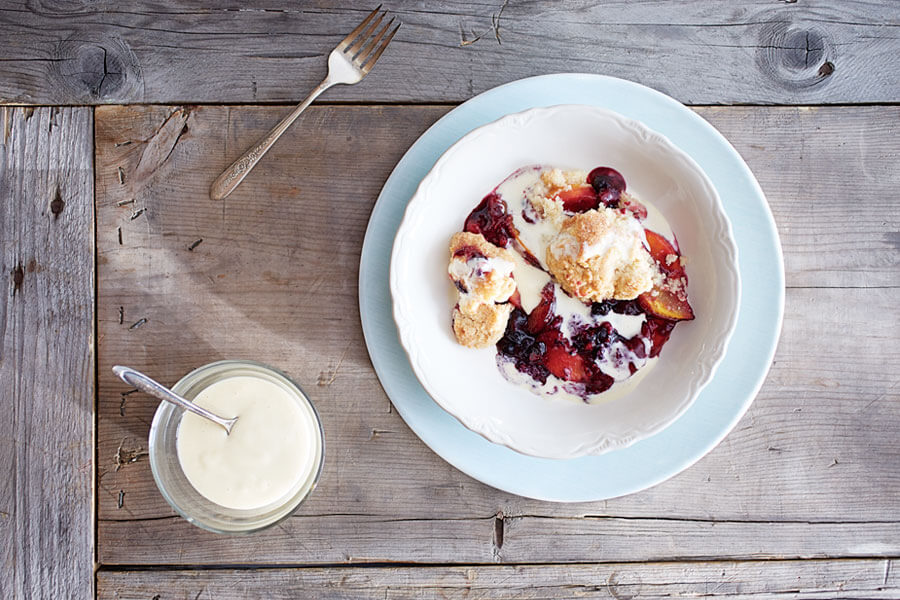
[545,343,588,381]
[507,289,522,310]
[644,229,672,265]
[641,228,694,321]
[639,288,695,321]
[643,317,677,358]
[526,283,556,334]
[643,229,683,276]
[511,235,541,269]
[556,185,600,213]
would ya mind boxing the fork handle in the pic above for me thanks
[210,78,332,201]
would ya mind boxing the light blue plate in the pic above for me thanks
[358,74,784,502]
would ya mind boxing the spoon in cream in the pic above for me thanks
[112,365,238,435]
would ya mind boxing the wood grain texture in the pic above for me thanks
[700,106,900,288]
[93,104,899,566]
[97,560,900,599]
[1,1,899,105]
[97,511,900,565]
[96,285,900,564]
[0,107,94,597]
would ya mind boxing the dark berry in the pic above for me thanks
[610,299,643,315]
[464,192,516,248]
[591,301,613,316]
[587,167,626,208]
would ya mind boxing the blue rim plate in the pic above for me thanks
[358,74,784,502]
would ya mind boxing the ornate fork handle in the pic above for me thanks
[210,80,330,201]
[209,7,398,201]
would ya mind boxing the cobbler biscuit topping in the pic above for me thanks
[451,302,513,349]
[448,232,518,348]
[522,169,586,225]
[447,165,695,402]
[546,208,654,303]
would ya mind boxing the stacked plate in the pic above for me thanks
[359,74,783,502]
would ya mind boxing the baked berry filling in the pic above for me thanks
[456,165,694,402]
[451,245,487,261]
[464,192,515,248]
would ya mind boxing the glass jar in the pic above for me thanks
[148,360,325,534]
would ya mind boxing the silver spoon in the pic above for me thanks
[112,365,238,435]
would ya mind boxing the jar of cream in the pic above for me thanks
[148,360,325,533]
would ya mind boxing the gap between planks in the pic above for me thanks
[94,556,900,572]
[95,558,900,599]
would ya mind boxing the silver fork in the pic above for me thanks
[210,6,400,201]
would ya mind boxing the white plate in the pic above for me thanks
[390,105,740,459]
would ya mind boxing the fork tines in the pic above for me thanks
[338,5,401,73]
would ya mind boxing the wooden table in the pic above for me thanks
[2,2,898,598]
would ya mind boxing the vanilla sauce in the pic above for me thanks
[176,374,320,510]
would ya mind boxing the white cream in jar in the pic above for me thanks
[176,374,320,510]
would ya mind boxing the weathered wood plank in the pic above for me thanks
[1,1,898,105]
[94,104,899,565]
[700,106,900,289]
[98,560,900,599]
[98,513,900,565]
[0,107,94,597]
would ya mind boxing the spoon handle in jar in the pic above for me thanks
[112,365,236,434]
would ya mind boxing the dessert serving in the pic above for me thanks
[448,165,694,403]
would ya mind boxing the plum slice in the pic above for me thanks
[638,229,694,321]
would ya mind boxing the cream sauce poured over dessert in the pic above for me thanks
[451,165,695,404]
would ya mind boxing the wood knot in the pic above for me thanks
[11,264,24,295]
[757,22,835,90]
[818,61,835,77]
[114,439,148,471]
[50,187,65,217]
[492,512,505,556]
[51,34,143,102]
[606,571,642,600]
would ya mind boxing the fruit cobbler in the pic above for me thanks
[447,165,695,403]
